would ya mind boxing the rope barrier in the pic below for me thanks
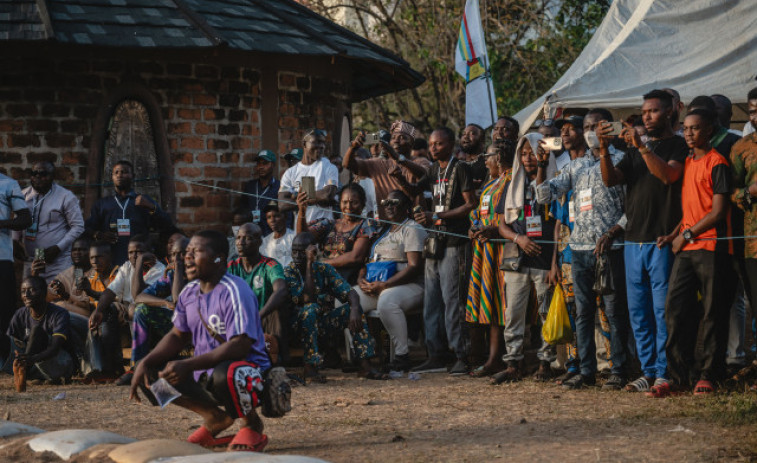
[176,178,757,247]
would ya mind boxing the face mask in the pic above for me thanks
[231,226,240,238]
[584,130,600,150]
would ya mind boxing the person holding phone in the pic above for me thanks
[599,90,688,393]
[278,130,339,223]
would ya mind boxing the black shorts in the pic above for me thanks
[140,360,264,418]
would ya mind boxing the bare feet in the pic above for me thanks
[13,359,26,392]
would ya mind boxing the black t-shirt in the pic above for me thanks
[713,130,741,159]
[616,136,688,241]
[418,158,474,246]
[467,155,488,195]
[506,179,556,270]
[8,303,72,352]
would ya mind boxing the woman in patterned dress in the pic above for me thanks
[466,144,512,376]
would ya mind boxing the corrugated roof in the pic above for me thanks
[0,0,423,98]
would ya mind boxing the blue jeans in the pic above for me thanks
[571,250,629,377]
[424,244,470,359]
[624,244,673,378]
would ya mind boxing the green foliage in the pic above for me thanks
[310,0,610,134]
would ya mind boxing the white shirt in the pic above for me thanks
[279,157,338,222]
[744,122,755,137]
[260,229,296,268]
[358,177,377,220]
[0,174,28,262]
[108,260,166,304]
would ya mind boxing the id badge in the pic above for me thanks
[117,219,131,237]
[252,210,261,222]
[480,194,491,215]
[568,200,576,223]
[25,222,38,241]
[433,183,442,197]
[434,205,444,226]
[526,215,542,237]
[579,188,593,212]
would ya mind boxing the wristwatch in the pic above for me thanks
[398,154,407,163]
[682,229,694,241]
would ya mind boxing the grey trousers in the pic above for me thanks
[503,266,556,364]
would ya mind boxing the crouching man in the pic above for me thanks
[130,230,274,452]
[2,276,75,390]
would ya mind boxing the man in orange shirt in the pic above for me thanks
[655,108,735,397]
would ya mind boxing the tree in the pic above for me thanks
[308,0,610,135]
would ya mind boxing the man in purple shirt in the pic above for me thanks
[130,230,272,452]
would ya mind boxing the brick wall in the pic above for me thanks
[0,56,350,234]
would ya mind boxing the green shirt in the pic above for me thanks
[227,256,285,308]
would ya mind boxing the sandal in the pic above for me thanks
[645,379,679,398]
[470,365,497,378]
[625,376,653,392]
[228,427,269,452]
[361,368,391,380]
[490,366,521,385]
[693,379,714,396]
[187,426,234,448]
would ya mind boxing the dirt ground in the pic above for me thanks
[1,369,757,463]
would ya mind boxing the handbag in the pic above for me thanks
[365,261,398,282]
[593,254,615,295]
[499,242,523,272]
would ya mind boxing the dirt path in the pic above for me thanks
[2,372,756,462]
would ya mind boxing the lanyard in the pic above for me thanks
[255,181,272,208]
[437,160,454,203]
[114,196,130,220]
[31,189,52,225]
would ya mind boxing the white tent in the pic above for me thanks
[514,0,757,131]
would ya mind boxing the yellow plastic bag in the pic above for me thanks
[542,285,573,345]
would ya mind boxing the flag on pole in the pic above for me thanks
[455,0,497,129]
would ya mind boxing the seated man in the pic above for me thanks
[1,276,75,390]
[227,223,289,364]
[259,202,295,267]
[227,208,253,263]
[117,236,190,386]
[283,232,385,382]
[130,230,273,452]
[77,242,124,376]
[48,237,94,318]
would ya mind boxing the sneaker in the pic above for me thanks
[410,357,447,373]
[562,374,595,389]
[116,371,134,386]
[448,359,469,376]
[602,374,626,390]
[386,354,412,373]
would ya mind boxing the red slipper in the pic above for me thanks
[187,426,234,448]
[645,381,683,398]
[693,379,714,396]
[228,427,269,452]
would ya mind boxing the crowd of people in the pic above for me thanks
[1,85,756,450]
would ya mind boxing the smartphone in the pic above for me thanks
[543,137,562,151]
[607,121,623,136]
[34,248,45,261]
[301,176,316,200]
[363,132,381,145]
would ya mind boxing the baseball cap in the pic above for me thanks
[262,200,280,215]
[285,148,303,161]
[255,150,276,163]
[555,115,584,130]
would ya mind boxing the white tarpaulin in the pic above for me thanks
[514,0,757,131]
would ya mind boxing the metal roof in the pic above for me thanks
[0,0,424,99]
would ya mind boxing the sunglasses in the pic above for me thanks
[304,129,327,139]
[30,170,52,177]
[380,199,401,207]
[533,119,554,128]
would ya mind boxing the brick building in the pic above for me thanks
[0,0,422,234]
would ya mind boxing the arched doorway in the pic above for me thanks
[102,100,162,204]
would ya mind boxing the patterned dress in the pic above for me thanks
[308,218,376,285]
[465,171,510,326]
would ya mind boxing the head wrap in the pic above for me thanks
[504,132,557,224]
[390,120,418,140]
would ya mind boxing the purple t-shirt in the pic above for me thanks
[173,274,270,380]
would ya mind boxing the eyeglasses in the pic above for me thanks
[304,129,327,139]
[30,170,51,177]
[380,199,401,207]
[533,119,554,128]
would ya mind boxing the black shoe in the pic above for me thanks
[116,371,134,386]
[601,374,626,390]
[410,357,447,373]
[448,359,469,376]
[562,374,595,389]
[386,354,412,372]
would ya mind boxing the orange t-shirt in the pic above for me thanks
[680,149,731,252]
